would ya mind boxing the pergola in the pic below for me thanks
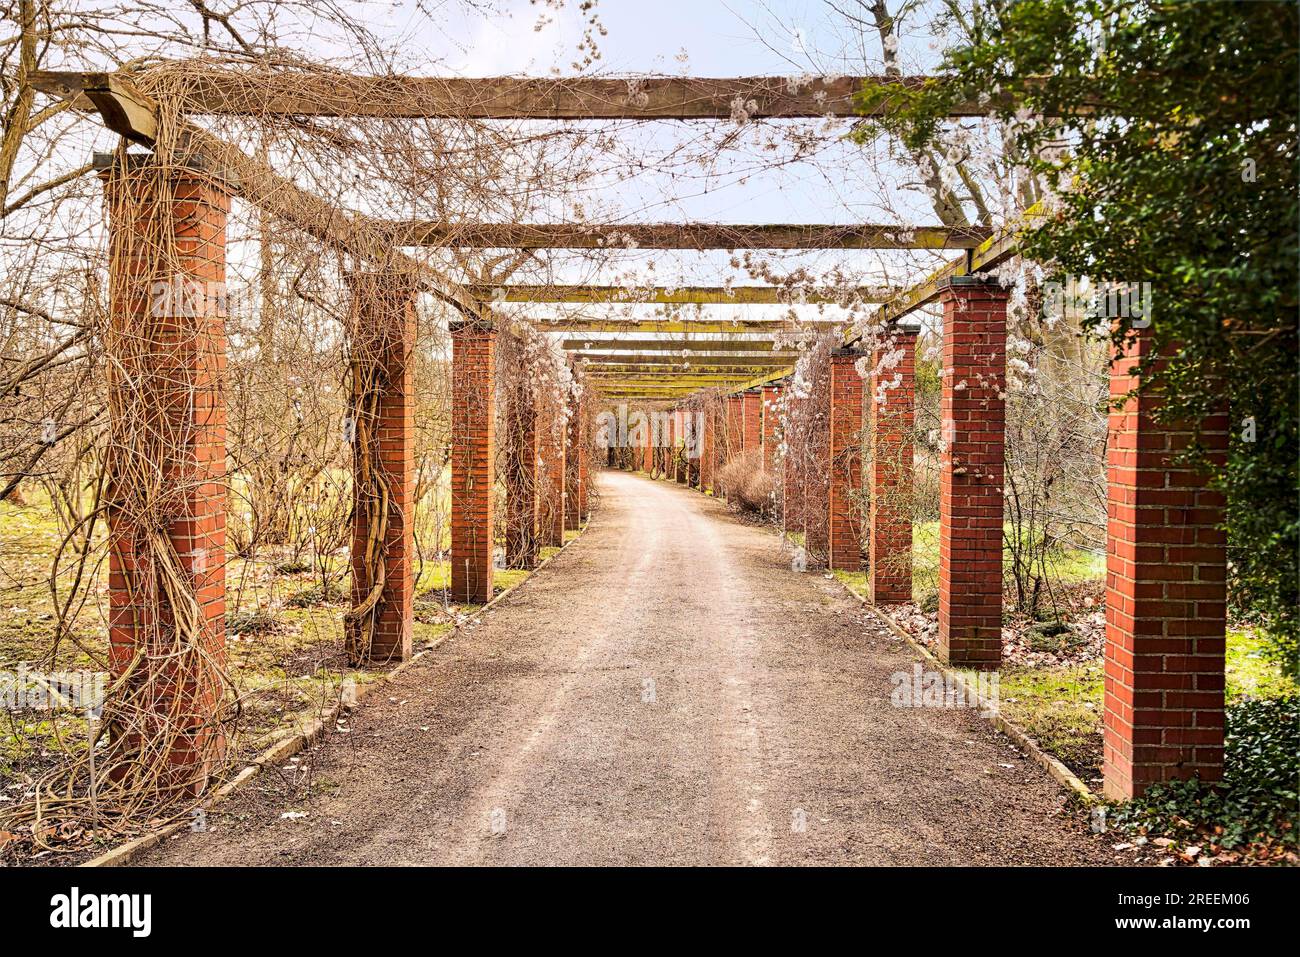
[34,67,1227,805]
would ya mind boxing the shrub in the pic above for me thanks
[227,608,284,636]
[1110,695,1299,852]
[716,449,777,515]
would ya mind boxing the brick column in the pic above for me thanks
[937,277,1006,670]
[742,389,762,452]
[782,395,803,535]
[686,408,702,488]
[699,407,713,492]
[451,320,495,604]
[541,405,565,547]
[804,375,832,565]
[828,349,866,570]
[576,399,589,521]
[565,386,586,529]
[102,159,230,793]
[504,384,539,567]
[1103,331,1227,799]
[724,394,743,497]
[674,409,688,484]
[345,272,418,665]
[727,395,743,458]
[868,326,918,603]
[761,385,782,472]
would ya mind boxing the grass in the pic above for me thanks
[0,487,577,784]
[997,664,1105,780]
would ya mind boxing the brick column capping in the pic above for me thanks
[451,319,496,604]
[937,276,1007,670]
[868,325,919,603]
[828,348,866,571]
[1103,330,1228,799]
[345,271,418,665]
[102,159,231,793]
[761,384,782,473]
[505,384,540,567]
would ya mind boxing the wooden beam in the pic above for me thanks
[586,370,763,381]
[473,284,894,304]
[531,320,844,334]
[863,205,1040,330]
[576,354,790,368]
[32,70,487,321]
[563,338,795,354]
[391,222,990,250]
[135,69,996,120]
[31,72,160,145]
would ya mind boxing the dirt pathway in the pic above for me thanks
[139,470,1114,866]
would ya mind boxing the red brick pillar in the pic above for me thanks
[761,385,782,473]
[576,399,590,522]
[641,415,652,473]
[687,407,702,488]
[564,386,586,529]
[724,395,743,497]
[1103,331,1227,799]
[699,407,713,492]
[868,326,918,603]
[102,159,230,792]
[451,320,496,604]
[804,374,832,565]
[541,405,566,547]
[828,350,866,570]
[345,272,418,665]
[727,395,743,458]
[681,408,691,486]
[782,395,803,535]
[742,389,762,452]
[937,277,1007,670]
[504,384,539,567]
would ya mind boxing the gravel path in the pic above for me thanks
[138,470,1115,866]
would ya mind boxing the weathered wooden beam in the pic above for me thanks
[31,72,160,145]
[563,337,800,352]
[597,387,711,397]
[863,205,1040,329]
[134,69,996,120]
[532,319,844,334]
[586,370,764,381]
[32,70,486,321]
[473,284,894,305]
[577,354,791,368]
[391,222,990,250]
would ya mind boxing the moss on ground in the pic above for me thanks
[998,664,1105,781]
[994,631,1296,787]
